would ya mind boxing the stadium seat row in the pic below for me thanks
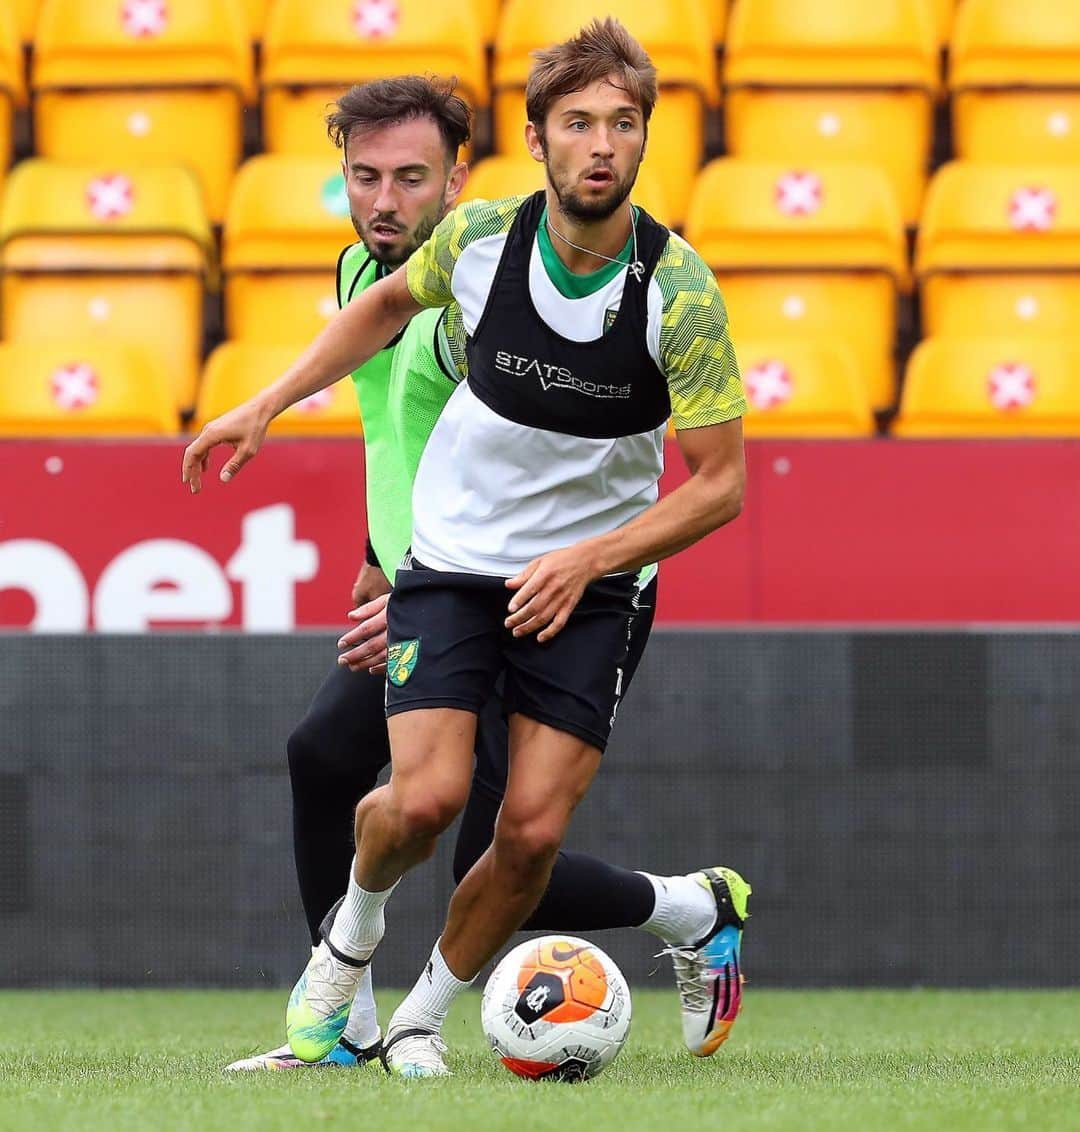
[690,159,1080,410]
[5,335,1080,438]
[3,155,1078,413]
[2,0,1080,225]
[740,337,1080,438]
[0,339,359,436]
[8,0,505,47]
[9,0,977,52]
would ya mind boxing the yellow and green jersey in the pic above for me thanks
[401,192,746,577]
[406,197,746,432]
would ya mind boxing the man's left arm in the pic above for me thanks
[581,419,745,570]
[505,246,746,641]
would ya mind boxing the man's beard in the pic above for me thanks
[351,203,444,268]
[549,163,637,222]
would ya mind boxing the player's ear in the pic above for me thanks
[445,161,468,206]
[525,121,545,163]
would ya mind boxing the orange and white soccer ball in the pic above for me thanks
[481,935,632,1081]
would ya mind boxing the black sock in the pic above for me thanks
[521,849,655,932]
[453,782,656,932]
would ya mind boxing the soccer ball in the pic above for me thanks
[481,934,631,1081]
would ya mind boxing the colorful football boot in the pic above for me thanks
[662,866,751,1056]
[285,937,371,1063]
[224,1036,382,1072]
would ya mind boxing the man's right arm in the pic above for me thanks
[181,269,423,493]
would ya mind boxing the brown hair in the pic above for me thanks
[525,17,658,138]
[326,76,472,163]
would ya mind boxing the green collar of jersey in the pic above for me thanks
[537,205,639,299]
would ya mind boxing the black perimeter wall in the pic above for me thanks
[1,631,1077,987]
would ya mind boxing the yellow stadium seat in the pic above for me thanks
[468,0,501,44]
[459,155,674,228]
[951,0,1080,165]
[709,0,728,48]
[930,0,956,47]
[32,0,253,223]
[242,0,271,39]
[493,0,718,227]
[456,155,545,205]
[223,155,358,342]
[916,162,1080,339]
[0,340,176,435]
[196,342,362,435]
[738,339,875,437]
[724,0,939,224]
[14,0,41,42]
[0,160,213,411]
[685,158,908,409]
[894,337,1080,437]
[0,3,25,175]
[262,0,486,159]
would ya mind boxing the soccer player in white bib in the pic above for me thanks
[185,22,749,1077]
[218,76,744,1073]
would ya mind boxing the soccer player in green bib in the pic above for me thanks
[194,71,750,1074]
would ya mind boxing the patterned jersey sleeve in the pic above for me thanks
[440,301,469,381]
[406,195,529,309]
[655,234,746,429]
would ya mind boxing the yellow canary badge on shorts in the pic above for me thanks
[387,638,420,687]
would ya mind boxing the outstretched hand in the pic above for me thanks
[181,399,272,494]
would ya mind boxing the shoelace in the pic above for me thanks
[654,945,714,1014]
[389,1032,449,1071]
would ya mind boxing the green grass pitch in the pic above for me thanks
[0,989,1077,1132]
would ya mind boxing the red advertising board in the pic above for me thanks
[0,438,1076,629]
[0,440,366,632]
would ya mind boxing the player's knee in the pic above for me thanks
[393,787,462,842]
[494,813,565,877]
[353,783,386,837]
[286,715,324,781]
[288,708,382,795]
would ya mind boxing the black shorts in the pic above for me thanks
[385,559,647,753]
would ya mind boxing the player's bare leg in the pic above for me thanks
[440,717,601,977]
[285,708,475,1062]
[353,708,478,889]
[382,717,602,1076]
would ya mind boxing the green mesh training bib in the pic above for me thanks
[338,242,457,573]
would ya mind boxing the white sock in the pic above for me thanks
[328,860,398,961]
[389,939,474,1036]
[341,966,380,1050]
[638,872,717,946]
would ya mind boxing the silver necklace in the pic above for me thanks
[546,209,644,281]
